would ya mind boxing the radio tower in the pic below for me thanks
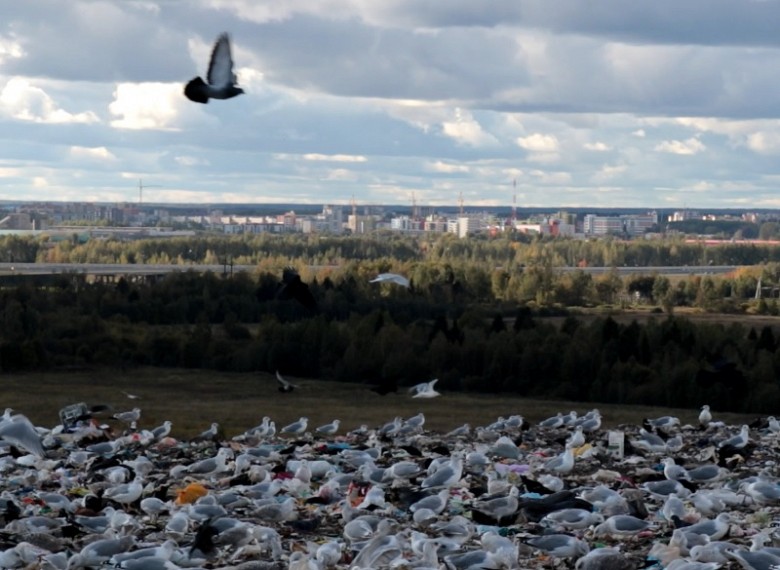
[512,178,517,222]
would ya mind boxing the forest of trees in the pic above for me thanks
[4,232,780,312]
[3,230,780,268]
[0,263,776,413]
[0,232,779,413]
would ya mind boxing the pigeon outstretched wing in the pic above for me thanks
[207,33,237,88]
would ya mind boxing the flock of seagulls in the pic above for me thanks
[0,400,775,569]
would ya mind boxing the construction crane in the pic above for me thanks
[138,179,162,205]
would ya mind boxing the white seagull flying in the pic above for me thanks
[370,273,410,288]
[276,371,299,393]
[409,379,441,398]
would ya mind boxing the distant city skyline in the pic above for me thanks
[0,200,741,240]
[3,2,780,208]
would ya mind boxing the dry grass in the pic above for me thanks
[0,368,756,439]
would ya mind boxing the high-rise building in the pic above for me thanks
[457,216,483,238]
[583,212,657,236]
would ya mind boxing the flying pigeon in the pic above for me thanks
[184,33,245,104]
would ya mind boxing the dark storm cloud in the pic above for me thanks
[2,1,191,82]
[520,0,780,48]
[369,0,780,47]
[238,14,529,101]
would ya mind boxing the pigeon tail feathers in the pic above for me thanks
[184,77,210,104]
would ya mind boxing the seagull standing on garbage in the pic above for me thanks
[113,408,141,429]
[699,405,712,428]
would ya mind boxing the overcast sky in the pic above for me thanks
[2,1,780,209]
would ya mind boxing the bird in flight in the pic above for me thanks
[409,379,441,398]
[369,273,411,288]
[276,370,299,393]
[184,33,244,104]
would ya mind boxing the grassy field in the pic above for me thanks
[0,367,757,439]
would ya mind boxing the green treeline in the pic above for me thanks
[0,266,778,414]
[5,232,780,267]
[6,232,780,313]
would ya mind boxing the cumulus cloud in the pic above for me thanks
[174,155,209,166]
[584,142,611,151]
[0,78,99,124]
[0,35,23,63]
[202,0,360,24]
[654,137,706,155]
[109,83,188,130]
[322,168,358,181]
[592,164,627,182]
[441,108,499,147]
[303,154,367,162]
[529,169,572,185]
[745,131,780,155]
[515,133,561,164]
[427,161,469,173]
[69,146,116,161]
[516,133,559,153]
